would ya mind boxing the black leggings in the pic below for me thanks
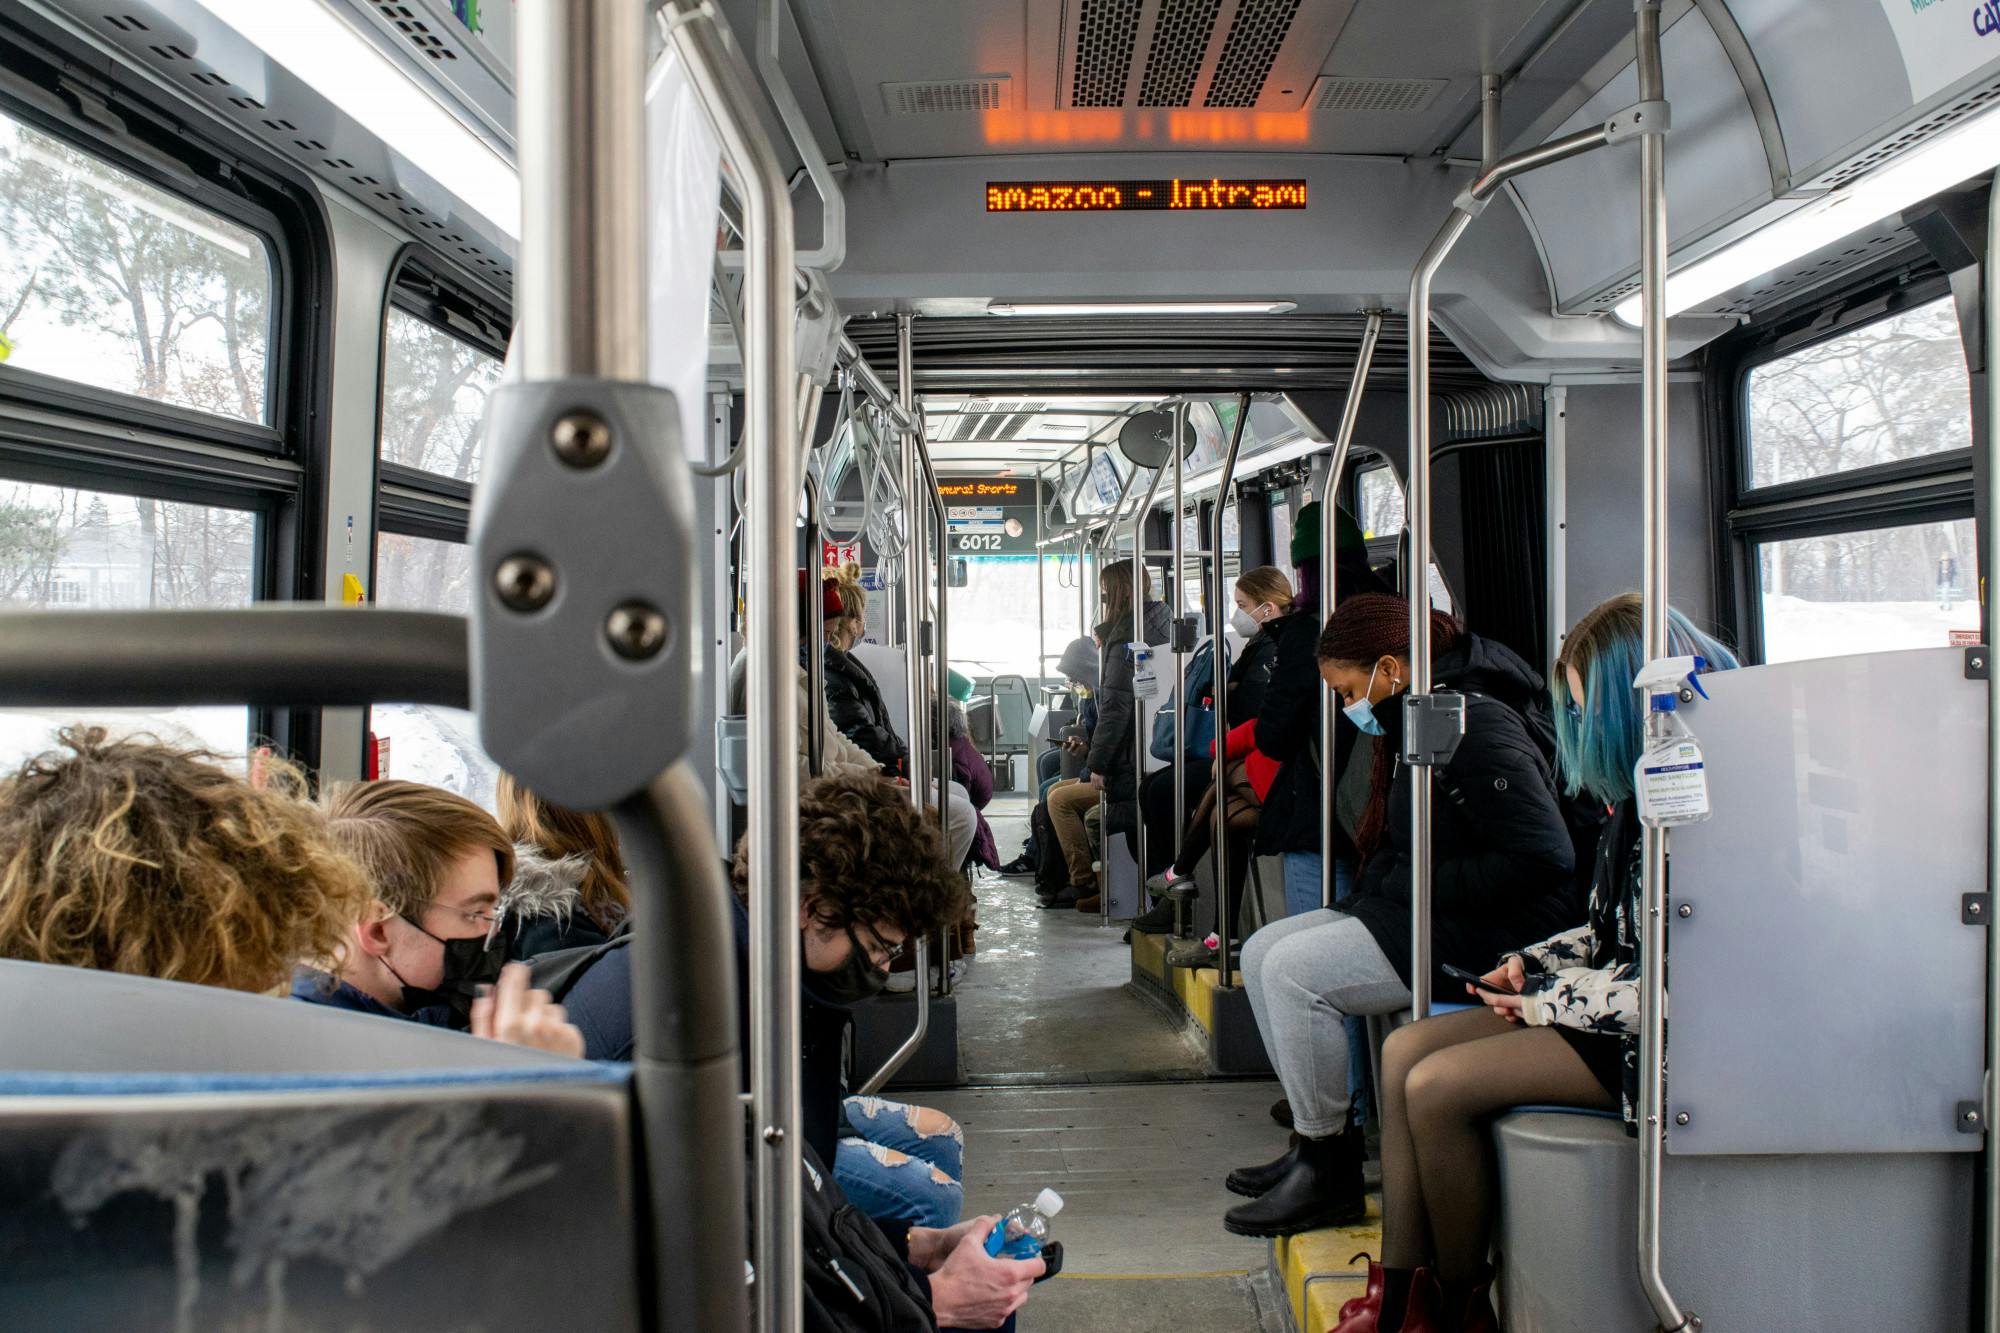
[1378,1008,1617,1283]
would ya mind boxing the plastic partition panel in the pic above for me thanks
[1664,648,1986,1156]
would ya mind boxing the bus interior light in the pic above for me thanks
[186,0,520,239]
[1612,97,2000,324]
[987,301,1297,317]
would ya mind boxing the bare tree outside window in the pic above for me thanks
[1747,298,1977,662]
[0,111,271,422]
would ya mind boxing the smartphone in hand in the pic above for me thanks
[1442,963,1515,995]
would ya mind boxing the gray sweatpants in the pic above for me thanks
[1241,908,1412,1138]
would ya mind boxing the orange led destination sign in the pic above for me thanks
[938,480,1026,499]
[985,178,1307,213]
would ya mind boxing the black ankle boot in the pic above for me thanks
[1224,1134,1301,1198]
[1221,1125,1366,1237]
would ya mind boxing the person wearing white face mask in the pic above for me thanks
[1135,566,1292,937]
[1218,592,1576,1240]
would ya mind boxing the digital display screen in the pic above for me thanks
[986,178,1307,213]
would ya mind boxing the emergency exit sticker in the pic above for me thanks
[823,539,862,568]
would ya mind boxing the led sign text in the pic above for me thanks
[939,481,1025,498]
[985,178,1307,213]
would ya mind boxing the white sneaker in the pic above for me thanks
[884,970,917,994]
[946,960,969,986]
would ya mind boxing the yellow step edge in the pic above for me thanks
[1130,928,1168,983]
[1275,1208,1382,1331]
[1303,1272,1368,1332]
[1181,964,1245,1032]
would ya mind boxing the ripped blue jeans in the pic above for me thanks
[833,1095,966,1231]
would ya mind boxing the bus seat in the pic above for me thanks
[0,959,573,1075]
[0,1063,641,1329]
[1492,1109,1973,1332]
[0,961,641,1328]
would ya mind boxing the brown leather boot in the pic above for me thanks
[1074,893,1102,912]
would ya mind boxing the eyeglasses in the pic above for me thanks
[420,900,508,946]
[847,922,906,968]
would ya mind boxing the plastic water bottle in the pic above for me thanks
[984,1188,1064,1259]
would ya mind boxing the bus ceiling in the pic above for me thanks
[28,0,2000,380]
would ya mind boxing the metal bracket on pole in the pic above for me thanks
[1399,692,1467,767]
[1604,99,1672,146]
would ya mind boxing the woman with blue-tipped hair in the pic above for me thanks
[1334,592,1737,1333]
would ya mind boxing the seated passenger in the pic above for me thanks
[728,571,887,783]
[1345,594,1736,1333]
[1044,563,1169,911]
[301,780,582,1057]
[821,562,908,771]
[495,772,630,958]
[1134,565,1292,937]
[0,726,366,994]
[1222,594,1576,1239]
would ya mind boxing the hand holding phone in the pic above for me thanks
[1442,963,1515,995]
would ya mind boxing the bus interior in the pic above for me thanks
[0,0,1994,1329]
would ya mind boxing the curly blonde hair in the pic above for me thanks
[0,726,370,993]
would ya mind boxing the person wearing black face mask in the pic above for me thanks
[294,779,584,1059]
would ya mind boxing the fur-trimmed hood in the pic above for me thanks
[502,843,590,924]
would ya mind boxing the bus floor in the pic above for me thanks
[924,800,1300,1330]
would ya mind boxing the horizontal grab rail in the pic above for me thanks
[0,608,468,709]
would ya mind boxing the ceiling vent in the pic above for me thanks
[1204,0,1302,108]
[1138,0,1223,107]
[1060,0,1347,111]
[1072,0,1143,108]
[1814,79,2000,191]
[881,76,1014,115]
[1308,75,1447,114]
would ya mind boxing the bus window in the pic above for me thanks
[0,479,251,767]
[0,106,273,423]
[1746,297,1970,488]
[1756,517,1976,664]
[1269,492,1293,571]
[1740,293,1974,662]
[1357,464,1404,540]
[369,299,504,805]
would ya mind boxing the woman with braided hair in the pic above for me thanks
[1219,593,1576,1241]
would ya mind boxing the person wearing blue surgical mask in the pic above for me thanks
[1218,593,1576,1241]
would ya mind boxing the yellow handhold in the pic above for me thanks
[341,573,366,605]
[0,330,12,362]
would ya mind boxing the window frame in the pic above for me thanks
[0,14,334,758]
[1709,263,1977,662]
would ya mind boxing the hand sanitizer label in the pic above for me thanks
[1130,645,1159,698]
[1637,738,1710,827]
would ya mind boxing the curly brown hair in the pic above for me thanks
[0,726,370,993]
[731,772,965,937]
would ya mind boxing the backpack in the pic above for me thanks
[525,931,631,1002]
[1031,801,1067,897]
[1150,639,1217,763]
[801,1142,937,1333]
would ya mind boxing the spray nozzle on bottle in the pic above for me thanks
[1632,655,1709,710]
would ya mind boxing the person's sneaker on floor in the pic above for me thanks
[1074,893,1101,913]
[1130,901,1176,934]
[884,969,918,994]
[998,852,1036,876]
[1040,883,1088,910]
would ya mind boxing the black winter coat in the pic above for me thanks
[823,645,905,772]
[1227,622,1281,722]
[1250,609,1327,856]
[1085,601,1173,802]
[1341,632,1578,1003]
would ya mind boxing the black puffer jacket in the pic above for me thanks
[1341,632,1578,1003]
[1227,621,1282,722]
[823,645,906,772]
[1250,608,1327,856]
[1085,600,1173,801]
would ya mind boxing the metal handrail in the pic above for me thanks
[913,418,954,993]
[855,936,931,1096]
[1170,411,1188,858]
[655,6,801,1331]
[1317,312,1384,904]
[1209,395,1252,981]
[804,472,826,775]
[1116,430,1173,926]
[754,0,844,270]
[0,608,467,707]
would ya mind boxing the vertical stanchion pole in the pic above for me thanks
[1171,409,1188,858]
[1318,313,1384,907]
[1632,3,1691,1330]
[652,6,794,1330]
[1123,444,1171,922]
[897,316,924,809]
[920,440,954,991]
[1546,385,1569,664]
[805,473,824,775]
[1211,395,1251,983]
[1982,162,2000,1333]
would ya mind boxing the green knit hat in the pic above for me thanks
[1291,501,1366,565]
